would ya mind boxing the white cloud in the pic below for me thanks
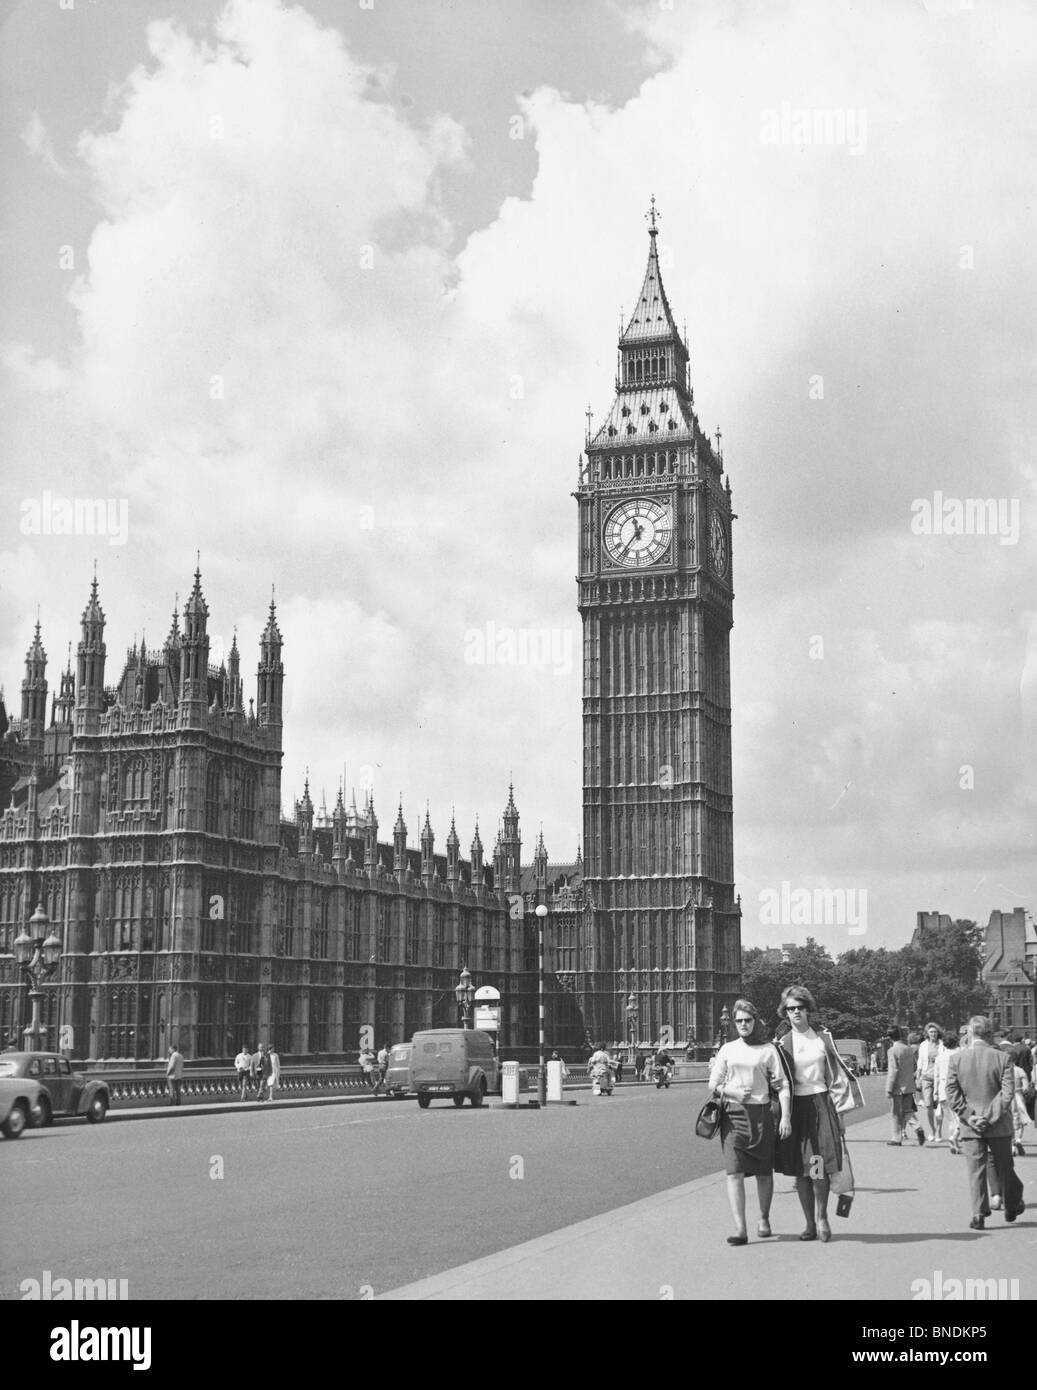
[3,0,1035,944]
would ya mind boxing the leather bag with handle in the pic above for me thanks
[695,1092,724,1140]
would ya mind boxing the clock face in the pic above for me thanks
[603,498,673,568]
[710,512,728,577]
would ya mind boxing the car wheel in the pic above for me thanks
[452,1094,465,1108]
[417,1094,431,1109]
[86,1094,108,1124]
[470,1080,486,1109]
[1,1102,28,1139]
[37,1095,53,1127]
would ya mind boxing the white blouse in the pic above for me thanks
[709,1037,788,1105]
[791,1029,828,1095]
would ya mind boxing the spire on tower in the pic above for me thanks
[620,200,679,346]
[184,562,208,623]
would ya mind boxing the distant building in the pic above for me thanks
[912,910,953,946]
[981,907,1036,1040]
[751,942,795,967]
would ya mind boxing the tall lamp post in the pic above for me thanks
[535,903,548,1108]
[455,964,475,1029]
[715,1003,731,1052]
[13,904,62,1052]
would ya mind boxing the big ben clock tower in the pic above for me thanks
[577,201,741,1052]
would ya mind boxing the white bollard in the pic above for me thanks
[546,1058,564,1102]
[501,1060,520,1106]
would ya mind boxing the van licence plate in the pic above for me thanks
[428,1085,452,1092]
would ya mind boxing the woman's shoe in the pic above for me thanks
[757,1219,773,1238]
[817,1218,832,1242]
[727,1235,748,1246]
[799,1227,818,1241]
[948,1142,961,1154]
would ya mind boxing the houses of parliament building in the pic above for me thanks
[0,215,741,1065]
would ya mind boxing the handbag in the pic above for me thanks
[830,1145,855,1216]
[822,1033,866,1114]
[695,1092,725,1140]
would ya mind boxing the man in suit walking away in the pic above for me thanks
[945,1015,1025,1230]
[886,1027,923,1145]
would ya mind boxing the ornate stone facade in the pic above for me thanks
[0,572,585,1063]
[575,211,742,1049]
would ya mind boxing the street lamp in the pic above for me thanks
[13,903,62,1052]
[535,903,548,1107]
[455,964,475,1029]
[715,1003,731,1051]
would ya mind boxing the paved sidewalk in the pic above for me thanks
[380,1114,1036,1300]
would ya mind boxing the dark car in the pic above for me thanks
[0,1052,109,1125]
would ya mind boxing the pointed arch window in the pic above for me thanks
[205,760,222,834]
[241,772,257,839]
[123,758,149,810]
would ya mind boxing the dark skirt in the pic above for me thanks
[719,1101,776,1176]
[775,1092,843,1178]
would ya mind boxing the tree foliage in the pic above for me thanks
[740,922,986,1044]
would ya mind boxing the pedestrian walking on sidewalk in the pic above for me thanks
[165,1044,184,1105]
[588,1044,613,1095]
[709,998,791,1246]
[266,1045,281,1102]
[234,1045,252,1101]
[945,1016,1025,1230]
[360,1046,377,1090]
[886,1028,923,1146]
[372,1044,388,1097]
[255,1044,272,1102]
[916,1023,945,1143]
[935,1035,962,1153]
[1009,1060,1029,1157]
[773,986,850,1243]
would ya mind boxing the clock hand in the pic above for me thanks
[621,521,644,554]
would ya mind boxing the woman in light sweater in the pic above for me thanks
[708,998,791,1246]
[773,985,850,1243]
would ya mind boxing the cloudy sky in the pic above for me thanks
[1,0,1034,951]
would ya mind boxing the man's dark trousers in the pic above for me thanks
[960,1134,1022,1218]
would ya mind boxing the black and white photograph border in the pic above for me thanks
[0,0,1034,1334]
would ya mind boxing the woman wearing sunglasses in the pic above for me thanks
[773,985,852,1242]
[708,998,791,1245]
